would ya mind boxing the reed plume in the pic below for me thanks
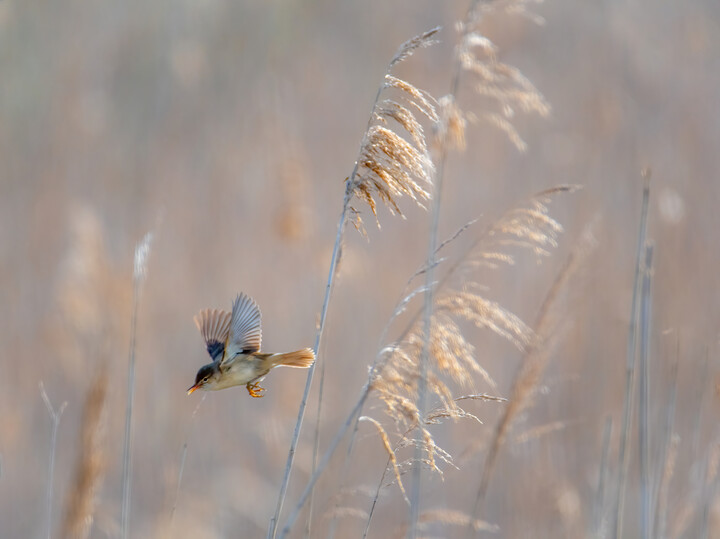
[60,370,108,539]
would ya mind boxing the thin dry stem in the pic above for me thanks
[473,220,596,515]
[41,382,67,539]
[359,416,409,504]
[121,231,153,539]
[614,172,651,539]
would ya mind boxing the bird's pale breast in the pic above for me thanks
[212,354,267,390]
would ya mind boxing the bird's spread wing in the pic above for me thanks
[220,293,262,366]
[194,308,232,362]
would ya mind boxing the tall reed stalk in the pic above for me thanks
[272,28,440,538]
[40,382,67,539]
[120,231,153,539]
[614,172,650,538]
[639,243,654,539]
[409,8,470,535]
[268,183,352,539]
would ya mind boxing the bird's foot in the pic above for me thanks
[246,382,265,398]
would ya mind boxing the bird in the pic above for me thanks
[187,292,315,398]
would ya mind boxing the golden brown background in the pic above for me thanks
[2,0,719,537]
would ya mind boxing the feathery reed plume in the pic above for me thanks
[41,382,67,539]
[51,205,131,378]
[60,370,107,539]
[512,420,575,445]
[120,231,153,539]
[455,0,550,151]
[390,28,440,67]
[277,188,572,538]
[410,9,555,469]
[323,485,378,534]
[272,129,313,242]
[349,32,439,225]
[472,220,597,516]
[270,28,441,539]
[370,194,573,486]
[393,509,498,537]
[359,416,408,504]
[370,288,530,432]
[321,507,369,523]
[614,171,651,539]
[363,394,504,538]
[405,20,467,534]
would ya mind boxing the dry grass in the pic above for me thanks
[349,30,440,227]
[59,370,108,539]
[365,188,575,492]
[473,220,596,513]
[455,0,550,151]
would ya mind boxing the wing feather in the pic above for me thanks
[221,293,262,365]
[194,308,232,362]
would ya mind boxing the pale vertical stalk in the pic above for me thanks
[278,390,371,538]
[120,273,140,539]
[408,13,467,535]
[269,58,407,537]
[171,395,205,530]
[305,347,326,538]
[280,279,437,538]
[638,244,654,539]
[169,443,188,525]
[654,342,679,539]
[594,416,613,536]
[613,172,650,539]
[268,183,352,539]
[409,153,443,539]
[121,232,153,539]
[40,382,67,539]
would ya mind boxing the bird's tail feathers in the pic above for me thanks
[272,348,315,368]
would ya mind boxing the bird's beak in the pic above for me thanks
[187,383,200,395]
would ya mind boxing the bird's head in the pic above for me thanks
[187,363,220,394]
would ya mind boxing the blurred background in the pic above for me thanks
[2,0,719,537]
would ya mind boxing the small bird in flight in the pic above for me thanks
[187,293,315,398]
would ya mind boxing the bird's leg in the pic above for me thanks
[246,382,265,398]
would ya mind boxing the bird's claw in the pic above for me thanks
[246,382,265,398]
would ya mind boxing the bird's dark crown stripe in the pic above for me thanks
[207,341,225,361]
